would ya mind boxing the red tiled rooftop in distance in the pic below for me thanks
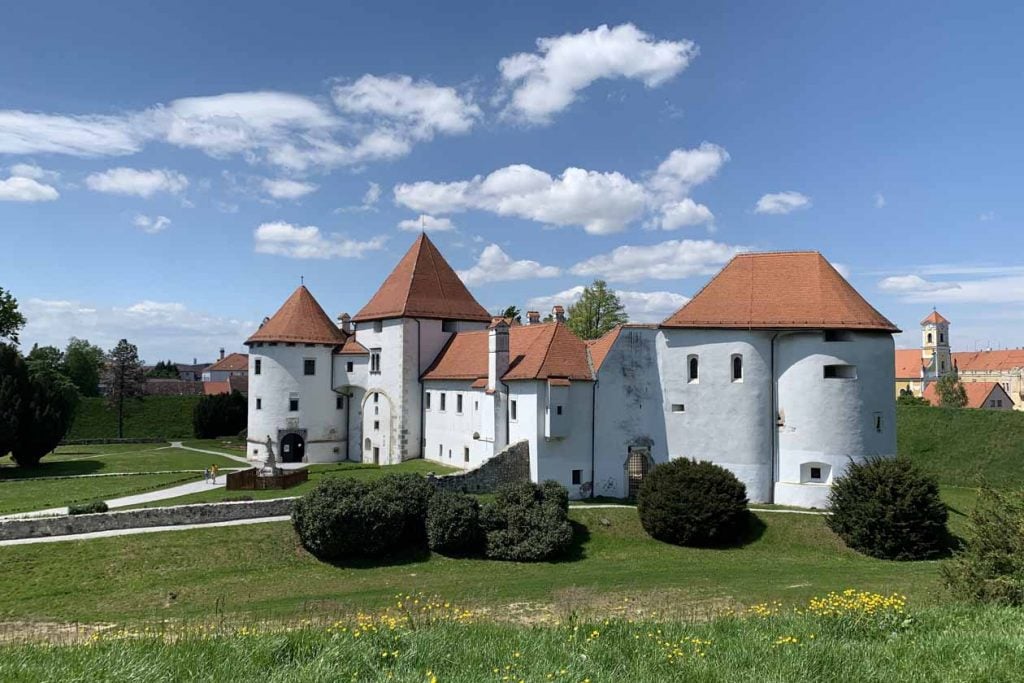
[206,352,249,372]
[922,381,1003,409]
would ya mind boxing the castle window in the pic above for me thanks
[556,405,563,415]
[425,392,432,410]
[374,420,380,431]
[823,364,857,379]
[440,393,447,411]
[346,361,354,372]
[687,355,699,383]
[927,333,933,344]
[939,333,945,343]
[941,360,946,371]
[304,359,316,376]
[874,413,882,432]
[336,396,344,410]
[464,447,470,463]
[373,392,379,404]
[511,399,518,421]
[288,394,299,412]
[810,467,822,480]
[370,349,381,374]
[373,320,383,333]
[456,394,463,414]
[671,403,685,413]
[254,359,261,375]
[256,398,262,410]
[824,330,854,342]
[731,354,743,382]
[572,469,582,485]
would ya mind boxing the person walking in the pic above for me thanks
[211,464,219,484]
[203,467,211,484]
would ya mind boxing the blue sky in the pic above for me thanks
[1,1,1021,362]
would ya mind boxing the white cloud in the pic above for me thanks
[499,23,698,124]
[332,74,480,137]
[397,214,455,232]
[526,285,689,322]
[261,178,318,200]
[86,167,188,197]
[254,221,387,259]
[754,191,811,215]
[19,297,254,363]
[458,244,560,285]
[0,176,59,202]
[656,198,714,230]
[878,271,1024,305]
[979,211,996,222]
[570,239,747,283]
[874,193,886,208]
[363,182,382,206]
[0,110,148,156]
[132,214,171,234]
[9,163,59,182]
[647,142,729,200]
[878,274,956,294]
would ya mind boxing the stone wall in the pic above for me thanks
[427,439,530,494]
[0,499,295,542]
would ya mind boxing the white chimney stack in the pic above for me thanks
[526,310,541,325]
[488,320,510,391]
[338,312,352,333]
[552,305,565,323]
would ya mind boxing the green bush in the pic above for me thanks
[426,491,482,555]
[827,458,949,560]
[68,501,109,515]
[481,481,573,562]
[370,473,435,543]
[943,488,1024,604]
[193,390,247,439]
[637,459,749,547]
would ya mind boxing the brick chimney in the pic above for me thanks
[488,320,510,391]
[219,348,225,360]
[337,312,352,333]
[526,310,541,325]
[552,305,565,323]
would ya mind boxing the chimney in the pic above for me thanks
[192,357,197,365]
[337,312,352,334]
[526,310,541,325]
[488,320,510,391]
[219,348,225,360]
[552,305,565,323]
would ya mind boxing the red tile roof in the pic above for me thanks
[246,286,348,345]
[336,337,369,355]
[922,381,1007,409]
[228,375,249,394]
[586,326,622,373]
[422,322,593,382]
[895,349,924,378]
[662,252,899,332]
[206,352,249,372]
[203,380,230,395]
[354,234,491,322]
[953,350,1024,372]
[921,310,950,325]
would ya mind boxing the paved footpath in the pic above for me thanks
[0,516,291,546]
[0,478,229,520]
[170,442,251,465]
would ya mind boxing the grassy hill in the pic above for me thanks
[66,396,200,440]
[898,404,1024,487]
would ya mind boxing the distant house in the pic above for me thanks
[923,381,1014,410]
[176,360,210,381]
[202,373,249,397]
[202,350,249,382]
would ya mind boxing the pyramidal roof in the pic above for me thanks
[662,251,900,332]
[246,285,347,345]
[353,234,491,322]
[921,310,950,325]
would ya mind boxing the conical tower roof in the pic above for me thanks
[921,310,950,325]
[246,285,347,345]
[353,234,490,322]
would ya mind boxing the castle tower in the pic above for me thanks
[921,309,952,377]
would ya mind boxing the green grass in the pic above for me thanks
[66,395,201,440]
[0,445,241,480]
[898,404,1024,487]
[2,604,1021,682]
[0,472,201,515]
[0,507,943,625]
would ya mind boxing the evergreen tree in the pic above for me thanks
[936,375,968,408]
[0,344,29,458]
[147,360,180,379]
[12,368,79,467]
[0,287,26,345]
[193,390,248,438]
[64,338,105,397]
[105,339,145,438]
[566,280,628,340]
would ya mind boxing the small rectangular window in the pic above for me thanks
[511,399,517,421]
[370,349,381,374]
[438,444,443,458]
[823,364,857,379]
[304,359,316,376]
[346,361,354,372]
[824,330,854,342]
[374,420,380,431]
[810,466,822,480]
[336,395,344,410]
[464,447,470,463]
[254,359,262,375]
[671,403,685,413]
[456,394,463,414]
[571,469,582,485]
[556,405,563,415]
[289,397,299,412]
[425,392,432,410]
[256,398,262,410]
[373,393,379,404]
[874,414,882,432]
[731,354,743,382]
[373,320,383,333]
[442,320,457,332]
[440,393,447,411]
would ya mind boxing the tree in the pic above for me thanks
[193,390,248,438]
[105,339,145,438]
[0,344,29,458]
[12,368,79,467]
[0,287,26,345]
[147,360,180,379]
[64,338,105,397]
[26,344,65,376]
[897,389,928,407]
[566,280,628,340]
[499,306,522,325]
[936,375,968,408]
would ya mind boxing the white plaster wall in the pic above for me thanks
[422,380,491,468]
[246,343,345,464]
[350,319,409,464]
[204,369,246,382]
[774,331,896,507]
[532,380,595,499]
[332,353,368,461]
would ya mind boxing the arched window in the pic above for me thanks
[364,437,371,451]
[688,355,699,382]
[927,333,933,343]
[732,354,743,382]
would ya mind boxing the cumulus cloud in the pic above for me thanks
[262,178,318,200]
[254,221,387,259]
[570,239,747,283]
[0,176,59,202]
[397,214,455,232]
[20,297,254,363]
[458,244,560,285]
[8,163,59,182]
[132,214,171,234]
[527,285,689,322]
[656,198,714,230]
[499,23,698,124]
[647,143,729,200]
[85,167,188,197]
[363,182,382,206]
[877,270,1024,304]
[878,274,956,293]
[332,74,481,137]
[754,191,811,215]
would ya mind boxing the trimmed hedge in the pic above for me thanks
[637,459,749,547]
[68,501,109,515]
[481,481,574,562]
[426,491,482,555]
[827,457,949,561]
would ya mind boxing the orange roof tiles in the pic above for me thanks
[422,322,593,382]
[206,352,249,372]
[662,252,899,332]
[953,350,1024,372]
[922,381,1007,409]
[203,380,230,395]
[336,337,369,355]
[246,286,348,345]
[895,349,924,378]
[586,326,622,373]
[921,310,950,325]
[354,234,491,323]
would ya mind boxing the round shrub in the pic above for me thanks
[292,478,405,560]
[637,458,749,547]
[482,481,574,562]
[426,491,482,555]
[372,473,435,543]
[827,457,948,560]
[942,488,1024,605]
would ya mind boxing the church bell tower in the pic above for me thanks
[921,309,952,377]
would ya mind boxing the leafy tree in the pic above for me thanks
[105,339,146,438]
[935,375,968,408]
[147,360,180,379]
[499,306,522,324]
[64,338,105,397]
[26,344,65,376]
[0,287,26,345]
[566,280,628,340]
[897,389,929,407]
[0,344,30,458]
[12,368,79,467]
[193,390,247,438]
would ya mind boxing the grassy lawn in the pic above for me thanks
[1,445,241,480]
[0,507,943,625]
[67,396,200,440]
[0,472,201,515]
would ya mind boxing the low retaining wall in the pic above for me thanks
[0,499,295,541]
[427,440,530,494]
[59,438,168,446]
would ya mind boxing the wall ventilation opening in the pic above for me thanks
[823,364,857,379]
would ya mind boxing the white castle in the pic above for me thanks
[246,234,898,508]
